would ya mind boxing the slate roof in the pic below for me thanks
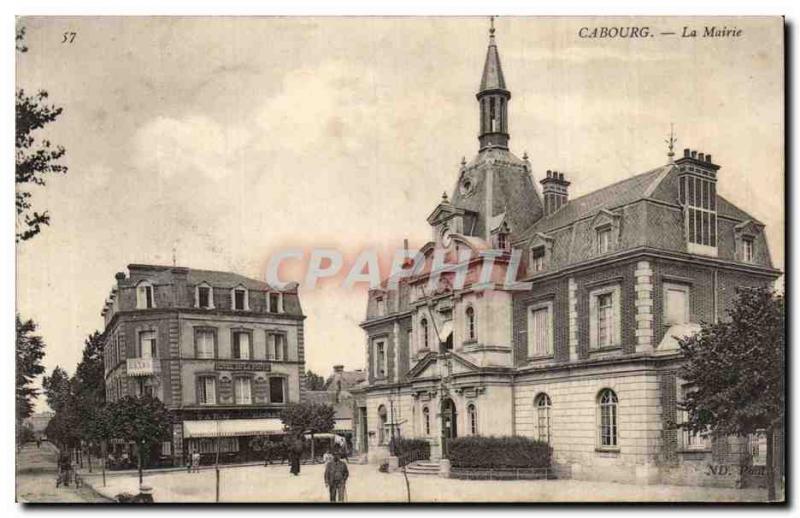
[479,32,507,92]
[127,264,292,292]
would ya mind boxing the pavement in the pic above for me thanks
[80,460,770,503]
[15,442,111,503]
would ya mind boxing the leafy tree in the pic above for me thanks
[16,24,68,241]
[108,395,171,483]
[16,315,46,421]
[280,401,335,460]
[679,287,784,500]
[72,332,106,470]
[305,370,326,391]
[42,366,72,414]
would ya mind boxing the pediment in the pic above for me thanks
[426,202,466,226]
[734,219,763,237]
[529,232,554,248]
[590,209,621,229]
[406,351,479,380]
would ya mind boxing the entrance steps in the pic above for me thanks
[404,460,440,476]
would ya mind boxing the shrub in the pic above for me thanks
[390,438,430,466]
[447,436,551,469]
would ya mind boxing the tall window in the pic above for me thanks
[742,237,755,263]
[198,376,216,405]
[597,226,612,254]
[267,333,287,361]
[136,282,155,309]
[527,303,553,357]
[268,293,282,313]
[234,377,252,405]
[376,296,385,317]
[535,393,552,443]
[465,306,476,341]
[531,246,545,272]
[420,319,429,350]
[195,329,215,359]
[422,406,430,435]
[664,283,690,325]
[269,377,285,403]
[139,330,157,359]
[197,285,213,309]
[497,232,508,251]
[597,293,614,347]
[680,175,717,248]
[378,405,388,445]
[598,389,618,448]
[233,288,248,310]
[468,404,478,435]
[407,329,414,363]
[232,331,251,360]
[374,340,386,378]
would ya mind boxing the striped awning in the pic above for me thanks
[183,418,285,439]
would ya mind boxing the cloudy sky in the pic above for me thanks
[16,16,783,410]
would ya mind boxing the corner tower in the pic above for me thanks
[477,18,511,151]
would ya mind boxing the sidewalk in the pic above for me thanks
[16,442,111,503]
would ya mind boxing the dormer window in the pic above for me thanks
[742,237,755,263]
[497,232,508,251]
[136,282,155,309]
[268,292,283,313]
[232,286,249,311]
[531,246,546,272]
[196,284,214,309]
[597,226,612,254]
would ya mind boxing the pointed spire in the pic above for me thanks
[479,16,507,92]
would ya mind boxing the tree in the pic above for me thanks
[16,315,46,421]
[108,395,171,484]
[42,366,72,414]
[280,401,335,460]
[679,287,784,500]
[16,24,68,241]
[305,370,326,391]
[73,332,106,470]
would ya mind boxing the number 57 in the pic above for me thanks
[61,32,76,44]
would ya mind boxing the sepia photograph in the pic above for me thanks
[13,12,785,505]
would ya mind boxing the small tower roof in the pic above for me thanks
[479,17,507,92]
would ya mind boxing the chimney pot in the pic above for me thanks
[706,154,712,163]
[698,153,705,161]
[691,150,697,159]
[558,173,564,181]
[333,365,344,372]
[546,170,552,177]
[115,272,126,280]
[684,148,690,157]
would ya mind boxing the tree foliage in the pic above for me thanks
[305,370,326,391]
[15,24,68,241]
[108,395,172,445]
[679,287,784,436]
[279,401,335,436]
[16,315,46,420]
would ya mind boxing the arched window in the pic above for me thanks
[420,318,429,350]
[534,393,552,443]
[378,405,388,445]
[598,389,618,448]
[422,406,430,435]
[465,306,476,341]
[467,403,478,435]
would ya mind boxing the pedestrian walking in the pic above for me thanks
[288,438,303,476]
[191,451,201,473]
[324,453,349,503]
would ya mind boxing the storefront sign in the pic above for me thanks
[214,361,271,372]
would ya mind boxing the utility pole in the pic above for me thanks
[215,421,221,503]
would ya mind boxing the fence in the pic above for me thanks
[449,467,555,481]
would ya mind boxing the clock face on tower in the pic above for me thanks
[440,225,452,247]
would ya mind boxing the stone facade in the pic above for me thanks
[101,264,305,466]
[351,23,781,488]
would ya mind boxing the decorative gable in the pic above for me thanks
[527,232,554,273]
[590,209,622,255]
[734,219,764,263]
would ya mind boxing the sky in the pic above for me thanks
[16,17,784,411]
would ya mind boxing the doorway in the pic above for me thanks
[441,397,457,457]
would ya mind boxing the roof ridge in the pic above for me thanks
[564,165,667,206]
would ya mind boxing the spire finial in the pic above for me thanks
[490,16,495,36]
[442,191,449,202]
[461,156,467,167]
[665,123,677,163]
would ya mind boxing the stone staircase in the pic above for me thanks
[404,460,440,476]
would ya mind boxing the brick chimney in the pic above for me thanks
[540,170,571,216]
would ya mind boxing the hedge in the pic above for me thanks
[447,436,551,469]
[390,438,431,466]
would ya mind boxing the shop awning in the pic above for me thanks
[183,418,285,439]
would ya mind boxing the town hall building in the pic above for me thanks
[351,22,780,487]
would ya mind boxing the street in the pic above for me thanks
[15,442,109,503]
[81,461,769,503]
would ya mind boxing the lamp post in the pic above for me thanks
[215,421,221,503]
